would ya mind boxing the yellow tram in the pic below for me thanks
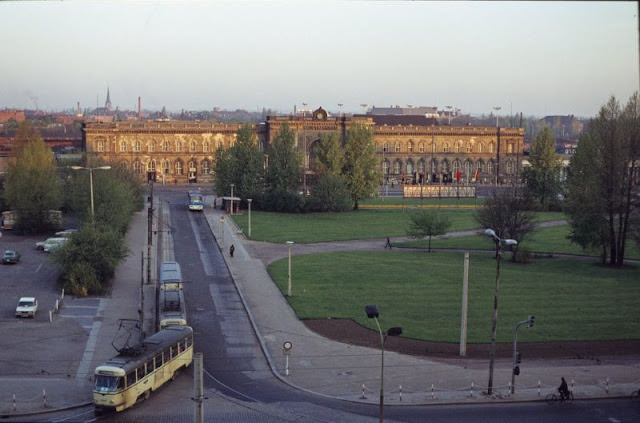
[93,325,194,413]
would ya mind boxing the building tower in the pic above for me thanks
[105,87,112,112]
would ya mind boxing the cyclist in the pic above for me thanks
[558,377,570,400]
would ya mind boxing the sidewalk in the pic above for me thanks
[202,205,640,405]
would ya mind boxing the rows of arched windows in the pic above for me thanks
[381,140,498,155]
[95,138,227,154]
[124,158,213,177]
[381,157,517,182]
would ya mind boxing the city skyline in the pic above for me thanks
[1,1,638,118]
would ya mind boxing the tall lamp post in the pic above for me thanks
[364,305,403,423]
[229,183,235,215]
[286,241,294,297]
[70,165,111,220]
[247,198,252,239]
[492,106,501,185]
[484,228,517,395]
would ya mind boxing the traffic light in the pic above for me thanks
[513,366,520,376]
[528,315,535,328]
[516,352,522,364]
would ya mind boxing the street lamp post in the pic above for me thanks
[230,183,235,215]
[484,228,517,395]
[286,241,294,297]
[511,315,535,394]
[70,165,111,220]
[364,305,403,423]
[247,198,252,239]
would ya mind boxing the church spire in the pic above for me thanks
[105,87,112,112]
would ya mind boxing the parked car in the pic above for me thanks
[15,297,38,318]
[2,249,20,264]
[55,228,78,237]
[35,237,68,252]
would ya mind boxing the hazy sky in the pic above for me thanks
[1,1,638,117]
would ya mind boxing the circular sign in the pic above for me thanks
[283,341,293,352]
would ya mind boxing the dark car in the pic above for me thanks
[2,249,20,264]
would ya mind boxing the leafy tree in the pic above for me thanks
[4,121,62,233]
[314,132,344,176]
[522,127,564,210]
[308,174,352,212]
[407,211,451,252]
[213,124,265,207]
[474,187,536,260]
[52,225,128,295]
[566,93,640,266]
[266,123,300,192]
[343,123,379,210]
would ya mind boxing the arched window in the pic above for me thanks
[456,140,463,153]
[466,143,472,153]
[477,143,484,153]
[97,140,105,152]
[407,141,414,153]
[506,159,515,174]
[489,142,495,153]
[175,160,183,175]
[134,140,141,152]
[419,142,425,153]
[443,143,450,153]
[203,141,210,153]
[430,159,438,175]
[488,160,495,175]
[394,143,401,153]
[201,160,211,175]
[452,159,461,175]
[464,160,473,179]
[148,141,155,153]
[382,159,390,175]
[175,141,183,153]
[507,143,514,153]
[120,141,127,152]
[163,140,170,152]
[190,141,197,152]
[393,160,401,175]
[162,160,170,175]
[217,140,224,150]
[383,142,389,152]
[406,160,414,176]
[147,160,156,172]
[133,160,142,174]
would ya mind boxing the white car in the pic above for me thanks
[35,237,68,252]
[55,228,78,237]
[16,297,38,318]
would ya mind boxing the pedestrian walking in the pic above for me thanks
[384,237,392,249]
[229,244,235,257]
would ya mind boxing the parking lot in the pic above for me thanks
[0,229,92,378]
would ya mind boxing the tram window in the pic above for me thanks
[127,371,136,385]
[186,336,193,348]
[156,353,163,367]
[147,359,155,372]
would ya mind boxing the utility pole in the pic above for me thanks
[147,181,154,286]
[193,352,204,423]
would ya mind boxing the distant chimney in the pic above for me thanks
[138,96,141,119]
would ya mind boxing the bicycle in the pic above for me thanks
[545,390,574,404]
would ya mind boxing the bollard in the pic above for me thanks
[360,384,366,399]
[55,299,59,312]
[431,383,435,399]
[571,379,575,389]
[606,378,609,394]
[537,380,541,397]
[42,389,47,408]
[12,394,16,411]
[470,382,474,398]
[49,310,53,323]
[399,385,402,402]
[508,382,512,396]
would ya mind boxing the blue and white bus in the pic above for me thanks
[187,190,204,211]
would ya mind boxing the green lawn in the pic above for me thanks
[268,251,640,343]
[232,208,565,244]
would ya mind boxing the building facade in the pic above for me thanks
[83,107,524,186]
